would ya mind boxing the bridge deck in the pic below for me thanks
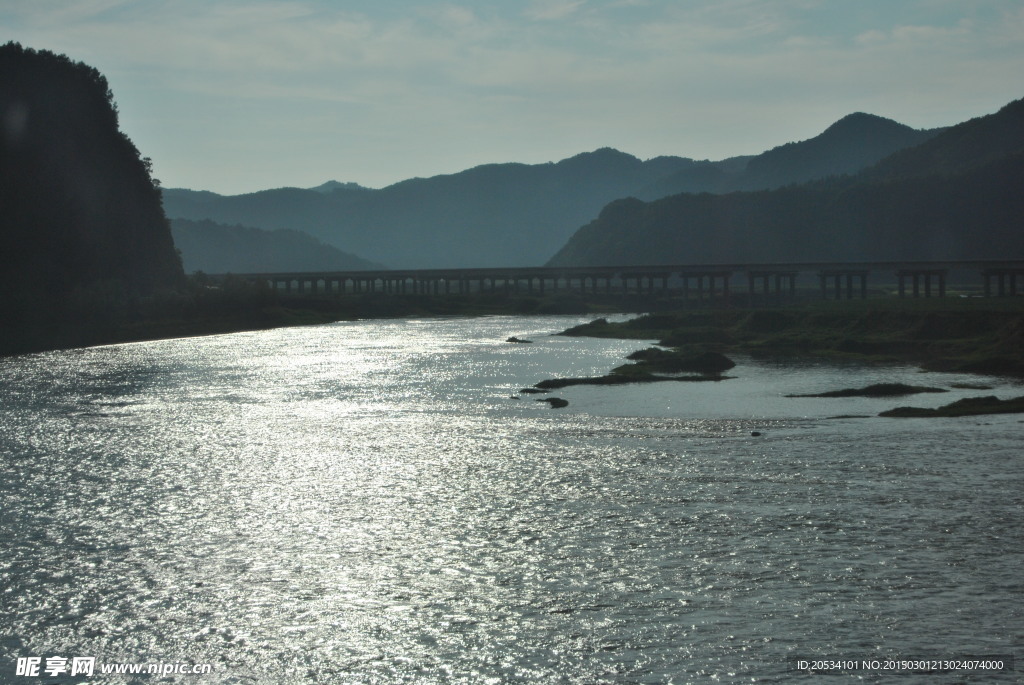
[213,260,1024,299]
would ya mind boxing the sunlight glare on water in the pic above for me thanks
[0,315,1021,683]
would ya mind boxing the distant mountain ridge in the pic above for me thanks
[308,180,370,194]
[742,112,942,187]
[862,98,1024,180]
[171,218,382,274]
[165,149,694,268]
[164,112,935,269]
[547,97,1024,267]
[637,113,940,198]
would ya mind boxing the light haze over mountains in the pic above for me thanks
[165,111,941,272]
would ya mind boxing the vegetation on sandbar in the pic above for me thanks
[531,345,735,390]
[559,299,1024,378]
[880,395,1024,418]
[550,300,1024,418]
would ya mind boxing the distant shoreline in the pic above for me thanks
[5,292,1023,375]
[0,292,628,357]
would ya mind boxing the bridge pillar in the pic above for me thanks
[750,270,798,304]
[897,269,946,298]
[983,268,1023,296]
[820,270,868,299]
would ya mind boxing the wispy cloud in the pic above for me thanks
[5,0,1021,192]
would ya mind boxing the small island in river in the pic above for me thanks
[531,348,735,390]
[785,383,948,398]
[559,301,1024,378]
[546,300,1024,417]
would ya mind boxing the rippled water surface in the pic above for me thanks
[1,315,1022,683]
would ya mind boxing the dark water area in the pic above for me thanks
[1,316,1021,683]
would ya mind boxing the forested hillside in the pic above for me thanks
[0,43,183,320]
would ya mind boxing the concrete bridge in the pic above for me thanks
[222,260,1024,301]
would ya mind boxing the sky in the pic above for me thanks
[4,0,1023,195]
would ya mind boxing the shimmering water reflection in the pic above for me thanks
[1,316,1021,683]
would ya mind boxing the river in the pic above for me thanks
[1,315,1021,683]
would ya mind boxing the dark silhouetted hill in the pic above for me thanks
[171,218,382,274]
[0,43,183,320]
[547,97,1024,267]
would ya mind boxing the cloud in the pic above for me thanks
[524,0,588,22]
[855,21,971,46]
[5,0,1022,193]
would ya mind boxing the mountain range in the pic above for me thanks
[163,112,939,270]
[548,97,1024,267]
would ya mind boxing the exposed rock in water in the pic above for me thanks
[786,383,948,398]
[537,397,569,408]
[519,387,548,394]
[880,395,1024,417]
[506,336,533,343]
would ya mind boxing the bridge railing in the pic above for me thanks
[211,260,1024,300]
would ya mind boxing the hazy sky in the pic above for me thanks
[5,0,1023,194]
